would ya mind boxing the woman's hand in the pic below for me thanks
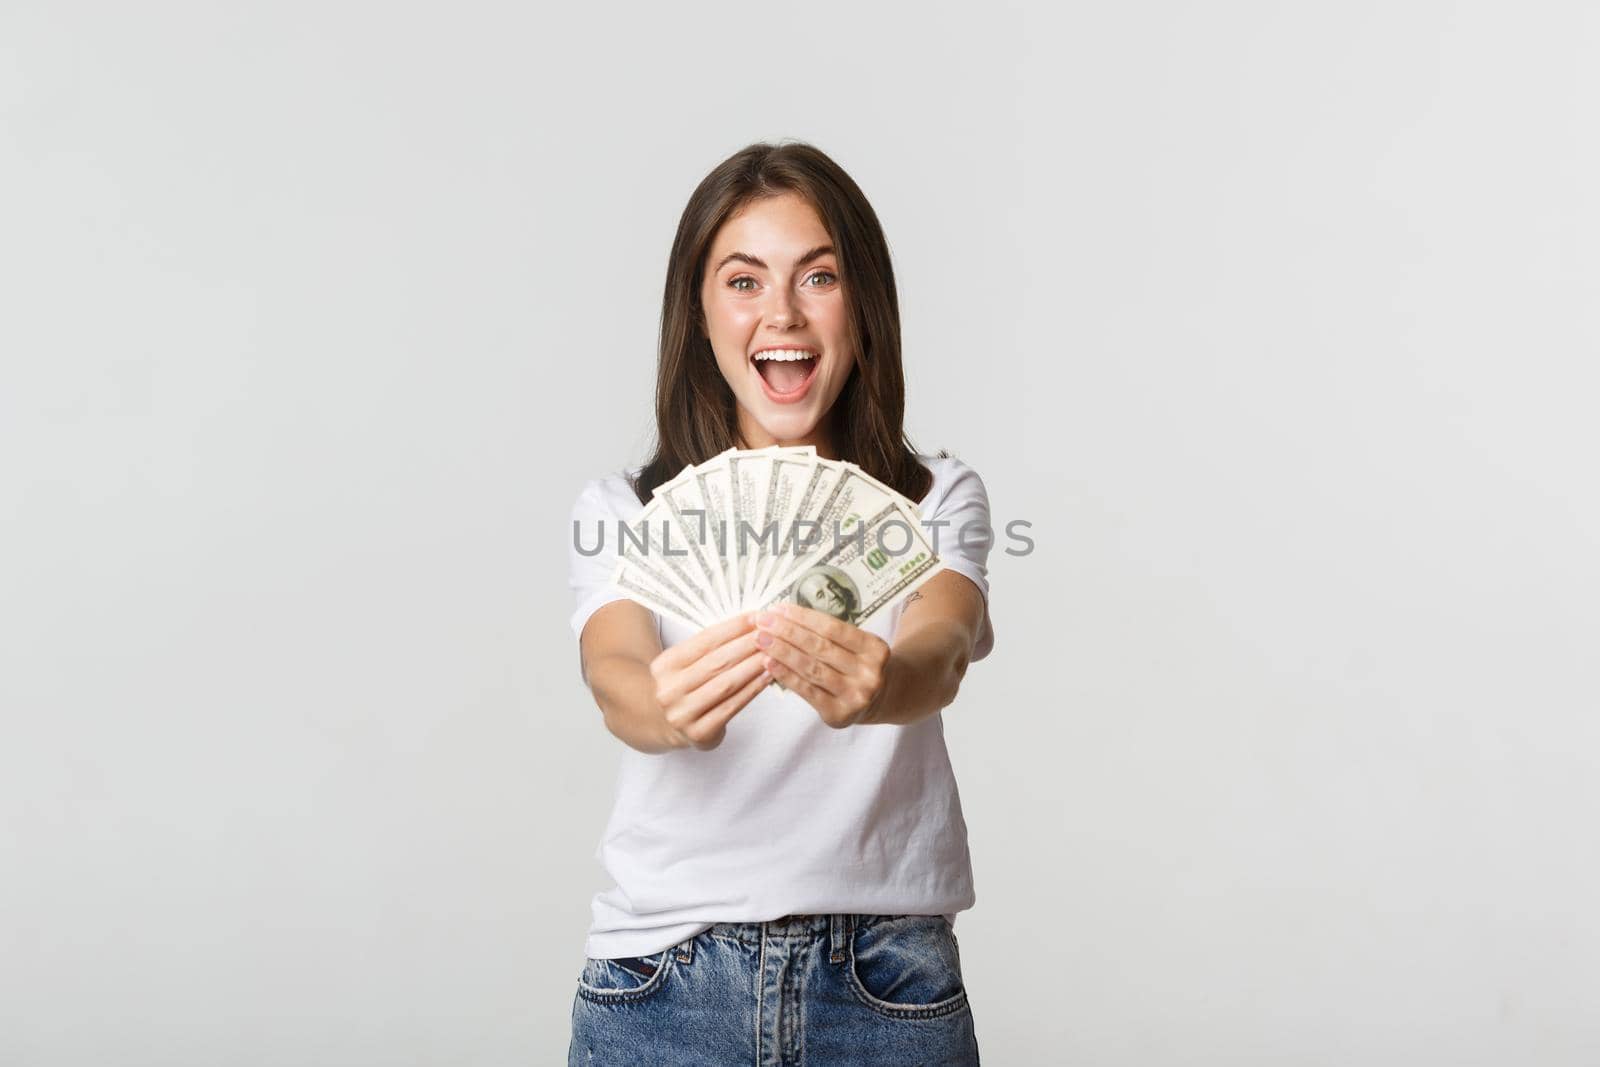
[753,602,892,728]
[648,613,771,751]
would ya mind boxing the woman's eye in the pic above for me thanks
[727,271,834,292]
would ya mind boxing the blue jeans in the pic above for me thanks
[568,913,980,1065]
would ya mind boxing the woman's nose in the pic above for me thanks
[765,288,804,327]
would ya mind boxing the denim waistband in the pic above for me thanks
[704,912,850,942]
[693,913,858,964]
[676,914,937,966]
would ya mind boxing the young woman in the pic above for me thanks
[566,141,995,1065]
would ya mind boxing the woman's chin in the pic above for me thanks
[743,404,821,443]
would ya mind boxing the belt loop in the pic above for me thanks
[829,914,850,964]
[675,933,695,964]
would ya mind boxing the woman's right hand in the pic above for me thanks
[649,613,771,751]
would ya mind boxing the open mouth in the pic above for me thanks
[751,348,821,403]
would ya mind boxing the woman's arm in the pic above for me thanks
[581,601,768,753]
[579,600,676,753]
[863,570,987,726]
[753,568,988,728]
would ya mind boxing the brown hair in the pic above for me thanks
[629,140,941,505]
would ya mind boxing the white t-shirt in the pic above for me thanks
[566,453,995,959]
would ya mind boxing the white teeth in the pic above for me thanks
[753,349,818,362]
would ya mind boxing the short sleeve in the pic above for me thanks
[925,458,996,661]
[567,476,635,646]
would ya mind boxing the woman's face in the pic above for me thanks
[699,192,856,453]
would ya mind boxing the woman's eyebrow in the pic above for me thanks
[713,245,835,274]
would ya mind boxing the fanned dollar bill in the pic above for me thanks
[612,507,719,624]
[611,557,708,633]
[756,498,940,624]
[606,452,940,653]
[652,464,733,617]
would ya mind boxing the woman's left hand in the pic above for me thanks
[753,602,892,728]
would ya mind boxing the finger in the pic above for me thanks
[761,652,840,715]
[754,612,854,674]
[760,634,847,696]
[762,633,846,694]
[772,602,871,653]
[656,630,762,707]
[684,657,773,748]
[655,612,758,672]
[674,647,769,726]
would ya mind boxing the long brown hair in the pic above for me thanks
[629,140,941,505]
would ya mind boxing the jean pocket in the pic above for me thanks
[575,949,674,1005]
[844,914,969,1020]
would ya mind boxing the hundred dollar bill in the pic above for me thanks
[755,457,844,606]
[725,447,773,610]
[610,557,708,632]
[695,453,736,614]
[743,446,817,608]
[761,462,921,607]
[653,462,733,618]
[758,499,941,626]
[838,459,919,513]
[615,504,721,622]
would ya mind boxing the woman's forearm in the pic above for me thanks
[862,620,973,727]
[585,654,682,754]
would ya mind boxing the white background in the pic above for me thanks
[3,2,1597,1063]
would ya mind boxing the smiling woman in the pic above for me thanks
[565,141,992,1065]
[701,200,849,420]
[634,142,931,500]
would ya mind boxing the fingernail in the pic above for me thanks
[755,631,772,648]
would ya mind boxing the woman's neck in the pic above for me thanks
[734,410,841,460]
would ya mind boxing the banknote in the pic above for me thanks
[753,458,844,607]
[725,448,770,610]
[743,446,817,607]
[757,463,921,609]
[694,454,736,614]
[615,506,721,622]
[758,499,940,626]
[605,452,939,654]
[653,464,732,617]
[611,558,707,633]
